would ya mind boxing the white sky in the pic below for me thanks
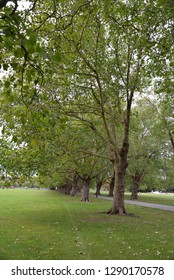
[17,0,31,10]
[6,0,31,11]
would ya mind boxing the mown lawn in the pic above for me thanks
[0,188,173,260]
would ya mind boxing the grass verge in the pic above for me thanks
[125,192,174,206]
[98,191,174,206]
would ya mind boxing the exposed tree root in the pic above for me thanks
[106,208,126,215]
[106,209,139,217]
[81,198,90,202]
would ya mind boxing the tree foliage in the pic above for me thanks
[0,0,174,214]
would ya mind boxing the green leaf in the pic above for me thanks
[35,43,42,53]
[53,52,62,62]
[3,63,8,71]
[20,115,26,125]
[14,48,23,58]
[12,135,18,143]
[29,34,37,45]
[26,68,36,82]
[1,126,5,134]
[4,81,10,88]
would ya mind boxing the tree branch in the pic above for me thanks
[9,0,18,16]
[0,0,9,9]
[0,0,18,15]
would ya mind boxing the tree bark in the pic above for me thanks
[107,161,127,215]
[107,85,134,215]
[70,174,78,196]
[81,176,91,201]
[70,184,77,196]
[108,173,114,197]
[95,181,102,197]
[59,184,71,194]
[168,129,174,151]
[107,121,129,215]
[65,184,71,195]
[131,173,143,200]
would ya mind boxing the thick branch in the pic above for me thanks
[168,129,174,150]
[10,0,17,15]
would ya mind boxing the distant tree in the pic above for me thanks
[127,95,174,197]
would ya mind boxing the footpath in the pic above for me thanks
[95,195,174,212]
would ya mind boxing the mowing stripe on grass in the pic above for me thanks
[63,202,91,259]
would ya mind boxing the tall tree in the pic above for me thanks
[1,0,174,216]
[48,0,172,214]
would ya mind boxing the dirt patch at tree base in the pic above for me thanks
[82,211,139,223]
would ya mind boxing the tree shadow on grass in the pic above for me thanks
[98,211,140,218]
[82,211,140,223]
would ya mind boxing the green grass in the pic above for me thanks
[0,188,173,260]
[125,192,174,206]
[99,190,174,206]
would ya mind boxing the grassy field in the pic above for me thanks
[0,188,173,260]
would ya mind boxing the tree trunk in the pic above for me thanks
[107,91,133,215]
[65,184,71,195]
[108,173,114,197]
[59,184,70,194]
[168,128,174,151]
[70,174,78,196]
[107,138,129,215]
[95,181,102,197]
[81,176,91,201]
[108,162,127,215]
[70,184,77,196]
[131,173,143,200]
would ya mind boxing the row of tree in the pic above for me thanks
[0,0,174,215]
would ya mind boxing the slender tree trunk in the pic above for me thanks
[70,174,78,196]
[70,184,77,197]
[108,173,114,197]
[131,173,143,200]
[95,181,102,197]
[168,129,174,151]
[81,176,91,201]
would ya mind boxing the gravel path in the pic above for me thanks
[95,195,174,212]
